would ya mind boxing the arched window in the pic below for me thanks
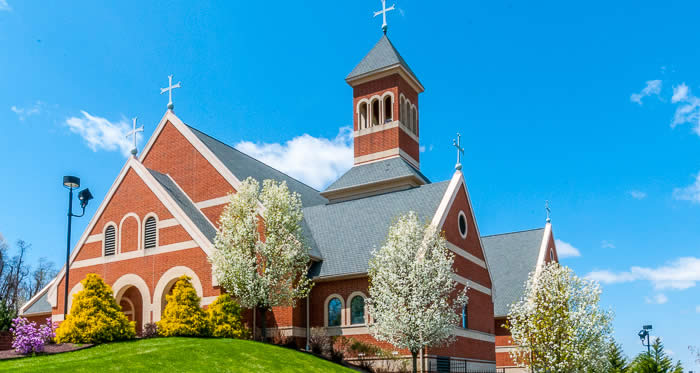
[104,225,116,256]
[401,98,407,127]
[384,96,393,123]
[550,248,555,262]
[371,99,380,127]
[462,304,468,329]
[328,297,342,327]
[350,296,365,325]
[411,107,418,134]
[359,102,368,129]
[144,216,157,249]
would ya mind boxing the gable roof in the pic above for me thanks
[148,169,217,242]
[305,180,450,278]
[481,228,546,317]
[347,35,421,87]
[188,126,328,208]
[21,289,51,315]
[324,157,429,193]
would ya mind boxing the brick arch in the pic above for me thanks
[66,282,83,312]
[119,213,141,253]
[152,266,203,321]
[113,273,152,326]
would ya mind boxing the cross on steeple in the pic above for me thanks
[545,200,552,223]
[452,133,464,171]
[374,0,395,34]
[126,117,144,157]
[160,75,181,111]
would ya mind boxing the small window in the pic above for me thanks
[328,298,342,327]
[550,248,555,262]
[411,107,418,134]
[350,296,365,325]
[104,225,116,256]
[384,96,393,123]
[462,304,468,329]
[458,211,468,239]
[371,99,380,126]
[144,216,157,249]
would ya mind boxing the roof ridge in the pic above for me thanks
[186,125,322,193]
[311,179,450,208]
[481,227,545,238]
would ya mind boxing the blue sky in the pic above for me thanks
[1,0,699,367]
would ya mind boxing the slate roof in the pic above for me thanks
[305,181,450,278]
[188,126,328,208]
[324,157,430,193]
[148,168,218,243]
[481,228,545,317]
[22,291,51,315]
[346,35,421,85]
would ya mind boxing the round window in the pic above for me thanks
[458,211,468,239]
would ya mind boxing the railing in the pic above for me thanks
[426,358,505,373]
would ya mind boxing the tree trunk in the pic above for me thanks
[252,307,257,341]
[411,350,418,373]
[261,308,267,343]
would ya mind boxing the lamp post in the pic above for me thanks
[62,176,93,318]
[638,324,652,355]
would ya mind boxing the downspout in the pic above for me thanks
[305,294,310,351]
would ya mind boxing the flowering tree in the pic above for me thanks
[506,262,613,372]
[211,177,312,341]
[367,212,467,373]
[10,317,54,354]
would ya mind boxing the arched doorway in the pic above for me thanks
[117,286,144,335]
[152,266,203,322]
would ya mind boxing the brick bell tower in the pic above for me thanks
[346,35,425,169]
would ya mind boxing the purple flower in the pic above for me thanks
[10,317,55,354]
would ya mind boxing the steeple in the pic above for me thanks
[346,35,424,169]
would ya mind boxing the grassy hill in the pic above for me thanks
[0,337,356,372]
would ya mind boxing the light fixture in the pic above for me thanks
[61,175,92,318]
[63,176,80,189]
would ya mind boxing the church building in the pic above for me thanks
[20,31,559,372]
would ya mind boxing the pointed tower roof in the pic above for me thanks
[346,35,424,92]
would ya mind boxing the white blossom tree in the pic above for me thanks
[211,177,312,341]
[367,212,467,373]
[506,261,613,372]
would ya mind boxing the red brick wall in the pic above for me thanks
[428,336,495,361]
[120,215,139,253]
[544,231,558,264]
[0,331,11,351]
[142,121,235,204]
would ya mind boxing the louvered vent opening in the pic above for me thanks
[104,226,116,256]
[144,217,157,249]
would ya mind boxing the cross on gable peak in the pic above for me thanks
[160,74,182,111]
[373,0,396,34]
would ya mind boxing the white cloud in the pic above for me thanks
[644,293,668,305]
[554,239,581,258]
[419,144,433,153]
[668,83,700,136]
[630,80,662,105]
[235,127,353,190]
[673,171,700,204]
[601,240,616,249]
[11,101,43,121]
[65,111,138,157]
[587,256,700,290]
[672,83,689,103]
[0,0,10,11]
[628,190,647,200]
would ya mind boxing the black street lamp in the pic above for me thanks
[62,176,93,318]
[638,324,652,355]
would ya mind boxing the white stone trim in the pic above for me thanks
[453,327,496,343]
[446,242,487,269]
[265,326,307,338]
[453,273,492,296]
[324,293,345,327]
[66,282,83,312]
[346,64,425,94]
[201,296,218,306]
[113,273,152,324]
[118,213,141,254]
[352,120,420,144]
[158,218,179,229]
[71,240,199,269]
[325,325,369,336]
[195,196,230,209]
[347,291,368,325]
[142,212,159,250]
[534,223,553,279]
[354,148,419,169]
[496,345,520,353]
[153,266,204,321]
[85,234,103,244]
[52,314,64,322]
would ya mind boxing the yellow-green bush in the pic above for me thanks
[55,273,136,344]
[207,294,249,338]
[157,275,210,337]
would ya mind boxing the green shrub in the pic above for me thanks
[55,273,136,344]
[157,275,210,337]
[207,294,248,339]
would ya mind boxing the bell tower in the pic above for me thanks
[346,35,424,169]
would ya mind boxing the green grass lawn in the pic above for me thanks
[0,337,356,372]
